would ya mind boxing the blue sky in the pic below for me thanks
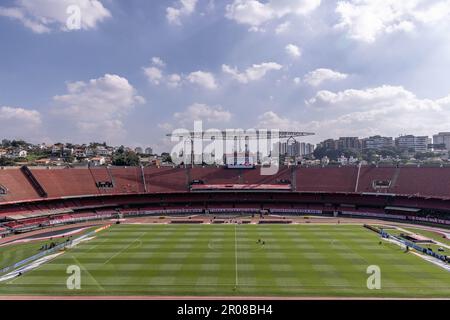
[1,0,450,152]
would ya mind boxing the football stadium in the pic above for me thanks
[0,164,449,299]
[3,0,450,308]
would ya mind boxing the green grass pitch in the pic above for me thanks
[1,224,450,298]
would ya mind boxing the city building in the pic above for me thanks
[90,156,106,166]
[85,148,95,157]
[16,150,27,158]
[96,146,111,156]
[35,158,51,165]
[74,149,87,158]
[337,137,362,151]
[433,132,450,150]
[395,135,431,153]
[362,136,394,150]
[145,147,153,155]
[51,143,64,155]
[338,155,358,165]
[279,141,315,157]
[320,139,338,150]
[318,137,361,151]
[6,150,28,159]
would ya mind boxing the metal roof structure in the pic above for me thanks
[167,130,315,140]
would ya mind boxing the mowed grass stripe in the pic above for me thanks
[1,224,449,297]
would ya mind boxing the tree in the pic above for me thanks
[89,142,107,148]
[112,148,139,166]
[313,146,328,160]
[10,140,28,148]
[341,149,361,159]
[313,147,342,161]
[362,149,378,163]
[64,155,75,163]
[0,157,15,166]
[161,152,172,163]
[1,139,11,147]
[415,152,436,160]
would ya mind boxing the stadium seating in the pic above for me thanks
[144,167,186,192]
[296,167,358,193]
[109,167,146,194]
[0,168,40,202]
[2,165,450,201]
[394,167,450,197]
[1,165,450,233]
[357,166,399,193]
[30,168,99,198]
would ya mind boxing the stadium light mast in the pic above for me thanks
[166,130,315,140]
[167,130,315,169]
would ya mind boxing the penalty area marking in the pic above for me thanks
[69,254,105,291]
[103,232,146,265]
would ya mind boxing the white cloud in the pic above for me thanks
[151,57,166,68]
[167,74,182,88]
[167,0,198,25]
[143,66,164,85]
[307,85,415,108]
[0,106,46,142]
[225,0,321,28]
[303,68,348,86]
[222,65,248,83]
[158,122,174,131]
[187,71,218,90]
[143,58,181,88]
[0,0,111,33]
[143,59,215,89]
[335,0,450,43]
[275,21,291,34]
[222,62,283,83]
[257,111,302,130]
[305,85,450,138]
[166,7,181,25]
[0,106,42,140]
[285,43,302,58]
[256,86,450,142]
[225,0,273,27]
[0,106,41,125]
[53,74,145,142]
[173,103,232,126]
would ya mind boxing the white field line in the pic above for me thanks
[430,240,450,250]
[0,227,92,246]
[70,254,105,291]
[235,224,238,287]
[85,237,108,253]
[1,252,64,284]
[103,232,146,265]
[1,233,97,284]
[394,227,450,250]
[383,237,450,272]
[411,252,450,272]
